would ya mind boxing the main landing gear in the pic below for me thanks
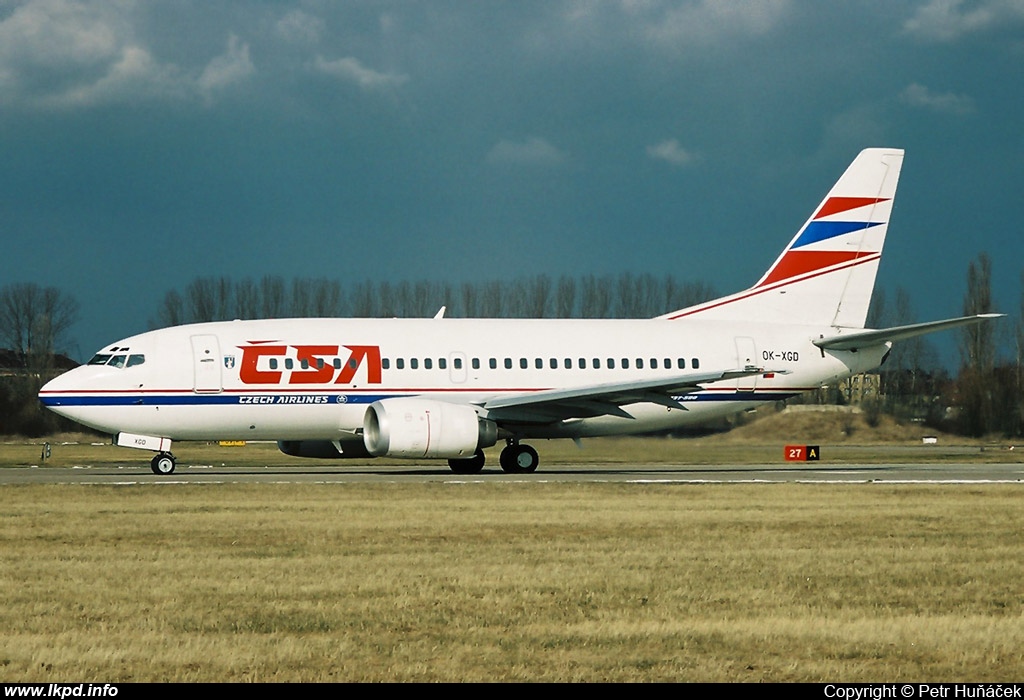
[444,439,541,474]
[150,452,176,475]
[499,440,539,474]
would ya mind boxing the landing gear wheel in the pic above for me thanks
[151,452,176,475]
[500,443,539,474]
[448,449,486,474]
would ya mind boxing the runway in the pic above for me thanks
[4,461,1024,485]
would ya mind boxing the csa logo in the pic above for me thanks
[238,342,382,386]
[224,356,236,369]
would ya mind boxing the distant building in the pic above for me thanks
[841,373,881,405]
[0,349,78,377]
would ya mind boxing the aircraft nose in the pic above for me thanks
[38,367,79,405]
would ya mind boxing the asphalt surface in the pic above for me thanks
[4,461,1024,484]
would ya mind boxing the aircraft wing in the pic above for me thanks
[813,313,1004,351]
[481,368,769,423]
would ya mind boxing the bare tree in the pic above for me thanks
[555,275,576,318]
[234,278,259,319]
[479,280,505,318]
[960,253,996,371]
[153,289,185,328]
[0,283,79,370]
[580,274,613,318]
[310,279,344,317]
[956,253,998,436]
[527,275,552,318]
[460,282,478,318]
[260,276,287,318]
[349,280,375,317]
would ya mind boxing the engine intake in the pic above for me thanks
[363,398,497,459]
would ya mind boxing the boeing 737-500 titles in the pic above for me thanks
[39,148,1000,474]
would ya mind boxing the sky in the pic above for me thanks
[0,0,1021,365]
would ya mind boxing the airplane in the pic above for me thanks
[38,147,1001,475]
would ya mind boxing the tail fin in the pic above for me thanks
[660,148,905,328]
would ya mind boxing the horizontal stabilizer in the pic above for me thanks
[813,313,1004,351]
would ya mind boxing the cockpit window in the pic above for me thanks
[87,352,146,368]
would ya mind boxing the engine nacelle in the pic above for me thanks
[363,398,498,459]
[277,439,373,459]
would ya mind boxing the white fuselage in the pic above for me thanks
[39,316,886,442]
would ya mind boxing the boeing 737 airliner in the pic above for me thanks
[39,148,999,474]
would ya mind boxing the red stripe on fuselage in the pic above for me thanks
[664,253,879,320]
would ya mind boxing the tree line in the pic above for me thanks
[1,258,1022,438]
[151,273,719,326]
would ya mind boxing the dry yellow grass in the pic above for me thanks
[1,482,1023,681]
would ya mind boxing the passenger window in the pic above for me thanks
[535,358,543,369]
[382,358,390,370]
[411,358,419,369]
[520,358,528,369]
[472,358,480,370]
[270,358,279,370]
[564,358,571,369]
[677,358,685,369]
[636,358,644,369]
[285,358,294,370]
[592,358,600,369]
[692,358,700,369]
[300,359,309,370]
[333,358,342,369]
[127,354,145,368]
[490,358,497,369]
[622,358,630,369]
[439,358,447,370]
[454,358,463,369]
[397,358,405,369]
[424,358,432,370]
[504,358,512,369]
[663,358,671,369]
[578,358,586,369]
[606,358,614,369]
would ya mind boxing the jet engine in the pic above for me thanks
[363,398,497,459]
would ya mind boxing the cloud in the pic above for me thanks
[486,137,567,166]
[647,0,791,45]
[198,34,254,95]
[0,0,160,107]
[276,9,325,44]
[314,56,408,89]
[646,139,697,167]
[899,83,976,115]
[904,0,1024,41]
[0,2,254,109]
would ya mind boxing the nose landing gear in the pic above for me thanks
[151,452,176,475]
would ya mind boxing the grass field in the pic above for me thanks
[2,479,1024,681]
[1,414,1022,682]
